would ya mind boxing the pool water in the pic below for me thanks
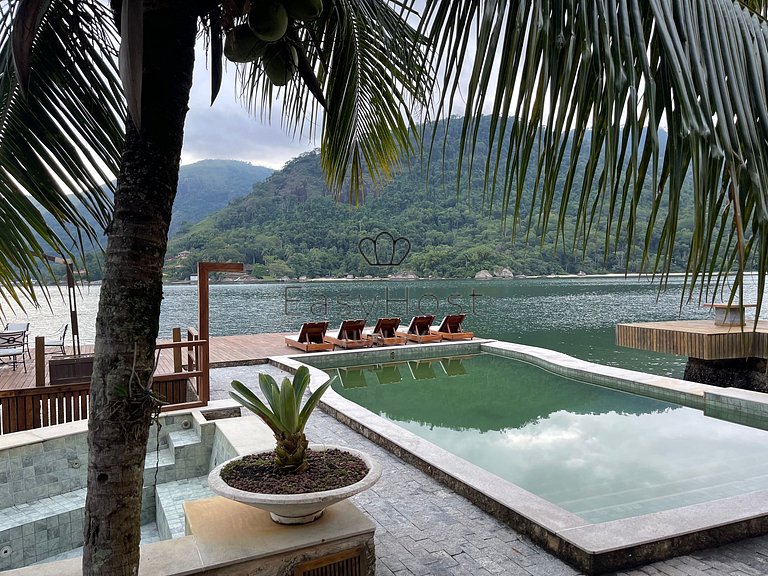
[328,353,768,523]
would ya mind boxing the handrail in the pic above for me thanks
[154,339,207,350]
[0,381,90,398]
[3,326,211,434]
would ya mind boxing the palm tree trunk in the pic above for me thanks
[82,7,198,575]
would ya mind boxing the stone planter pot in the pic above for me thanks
[208,445,381,525]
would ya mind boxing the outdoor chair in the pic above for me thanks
[365,317,406,346]
[430,314,474,341]
[44,324,68,355]
[440,357,467,376]
[284,321,334,352]
[324,319,372,350]
[374,364,403,385]
[408,359,438,380]
[336,367,368,388]
[0,331,27,372]
[4,321,30,358]
[396,315,442,344]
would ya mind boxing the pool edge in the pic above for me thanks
[272,340,768,575]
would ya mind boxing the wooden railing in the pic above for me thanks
[0,382,91,434]
[0,327,209,435]
[155,327,209,411]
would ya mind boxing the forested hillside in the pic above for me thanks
[171,160,273,236]
[165,119,696,280]
[42,160,272,280]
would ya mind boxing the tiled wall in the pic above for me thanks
[706,391,768,430]
[0,495,85,567]
[209,426,238,471]
[0,411,216,571]
[300,341,483,370]
[0,434,88,509]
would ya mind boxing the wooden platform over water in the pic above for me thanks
[616,320,768,360]
[0,333,292,391]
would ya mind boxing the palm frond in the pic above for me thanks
[235,0,431,203]
[422,0,768,311]
[0,0,123,309]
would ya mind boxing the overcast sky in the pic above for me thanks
[179,47,315,170]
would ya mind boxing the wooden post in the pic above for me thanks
[197,262,244,405]
[172,327,182,372]
[35,337,45,387]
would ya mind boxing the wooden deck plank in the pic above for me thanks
[0,333,293,391]
[616,320,768,360]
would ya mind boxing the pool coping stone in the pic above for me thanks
[272,339,768,574]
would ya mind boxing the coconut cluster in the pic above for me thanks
[224,0,323,86]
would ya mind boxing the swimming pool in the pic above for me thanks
[290,340,768,574]
[326,353,768,523]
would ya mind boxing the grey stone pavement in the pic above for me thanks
[211,367,768,576]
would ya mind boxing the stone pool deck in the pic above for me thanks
[210,366,768,576]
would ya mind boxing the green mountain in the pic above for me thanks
[39,159,272,280]
[171,160,273,236]
[165,121,693,281]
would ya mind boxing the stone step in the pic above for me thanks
[143,427,209,486]
[0,488,86,570]
[155,476,213,541]
[143,447,174,487]
[167,430,209,480]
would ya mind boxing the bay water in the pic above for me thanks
[6,276,760,378]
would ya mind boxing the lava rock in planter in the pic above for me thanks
[248,0,289,42]
[224,24,268,63]
[262,42,298,86]
[284,0,323,21]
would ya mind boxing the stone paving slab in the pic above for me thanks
[210,366,768,576]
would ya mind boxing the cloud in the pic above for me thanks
[181,47,314,169]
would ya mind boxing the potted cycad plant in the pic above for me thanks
[208,366,381,524]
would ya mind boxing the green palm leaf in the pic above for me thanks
[291,365,310,404]
[235,0,431,204]
[258,372,281,414]
[230,379,288,435]
[421,0,768,313]
[279,377,299,433]
[298,377,333,428]
[0,0,123,307]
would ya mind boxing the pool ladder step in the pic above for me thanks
[155,476,213,540]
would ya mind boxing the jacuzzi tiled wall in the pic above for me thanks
[0,434,88,509]
[0,411,214,570]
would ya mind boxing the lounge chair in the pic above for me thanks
[430,314,474,341]
[396,315,442,344]
[408,359,437,380]
[336,367,368,388]
[374,364,403,385]
[5,321,30,358]
[0,331,27,372]
[365,317,406,346]
[440,357,467,376]
[324,319,372,350]
[45,324,68,355]
[285,322,334,353]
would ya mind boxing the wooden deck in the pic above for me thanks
[616,320,768,360]
[0,333,292,391]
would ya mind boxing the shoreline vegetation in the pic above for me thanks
[160,270,712,286]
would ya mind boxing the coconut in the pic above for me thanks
[248,0,289,43]
[224,24,268,63]
[284,0,322,21]
[262,43,298,86]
